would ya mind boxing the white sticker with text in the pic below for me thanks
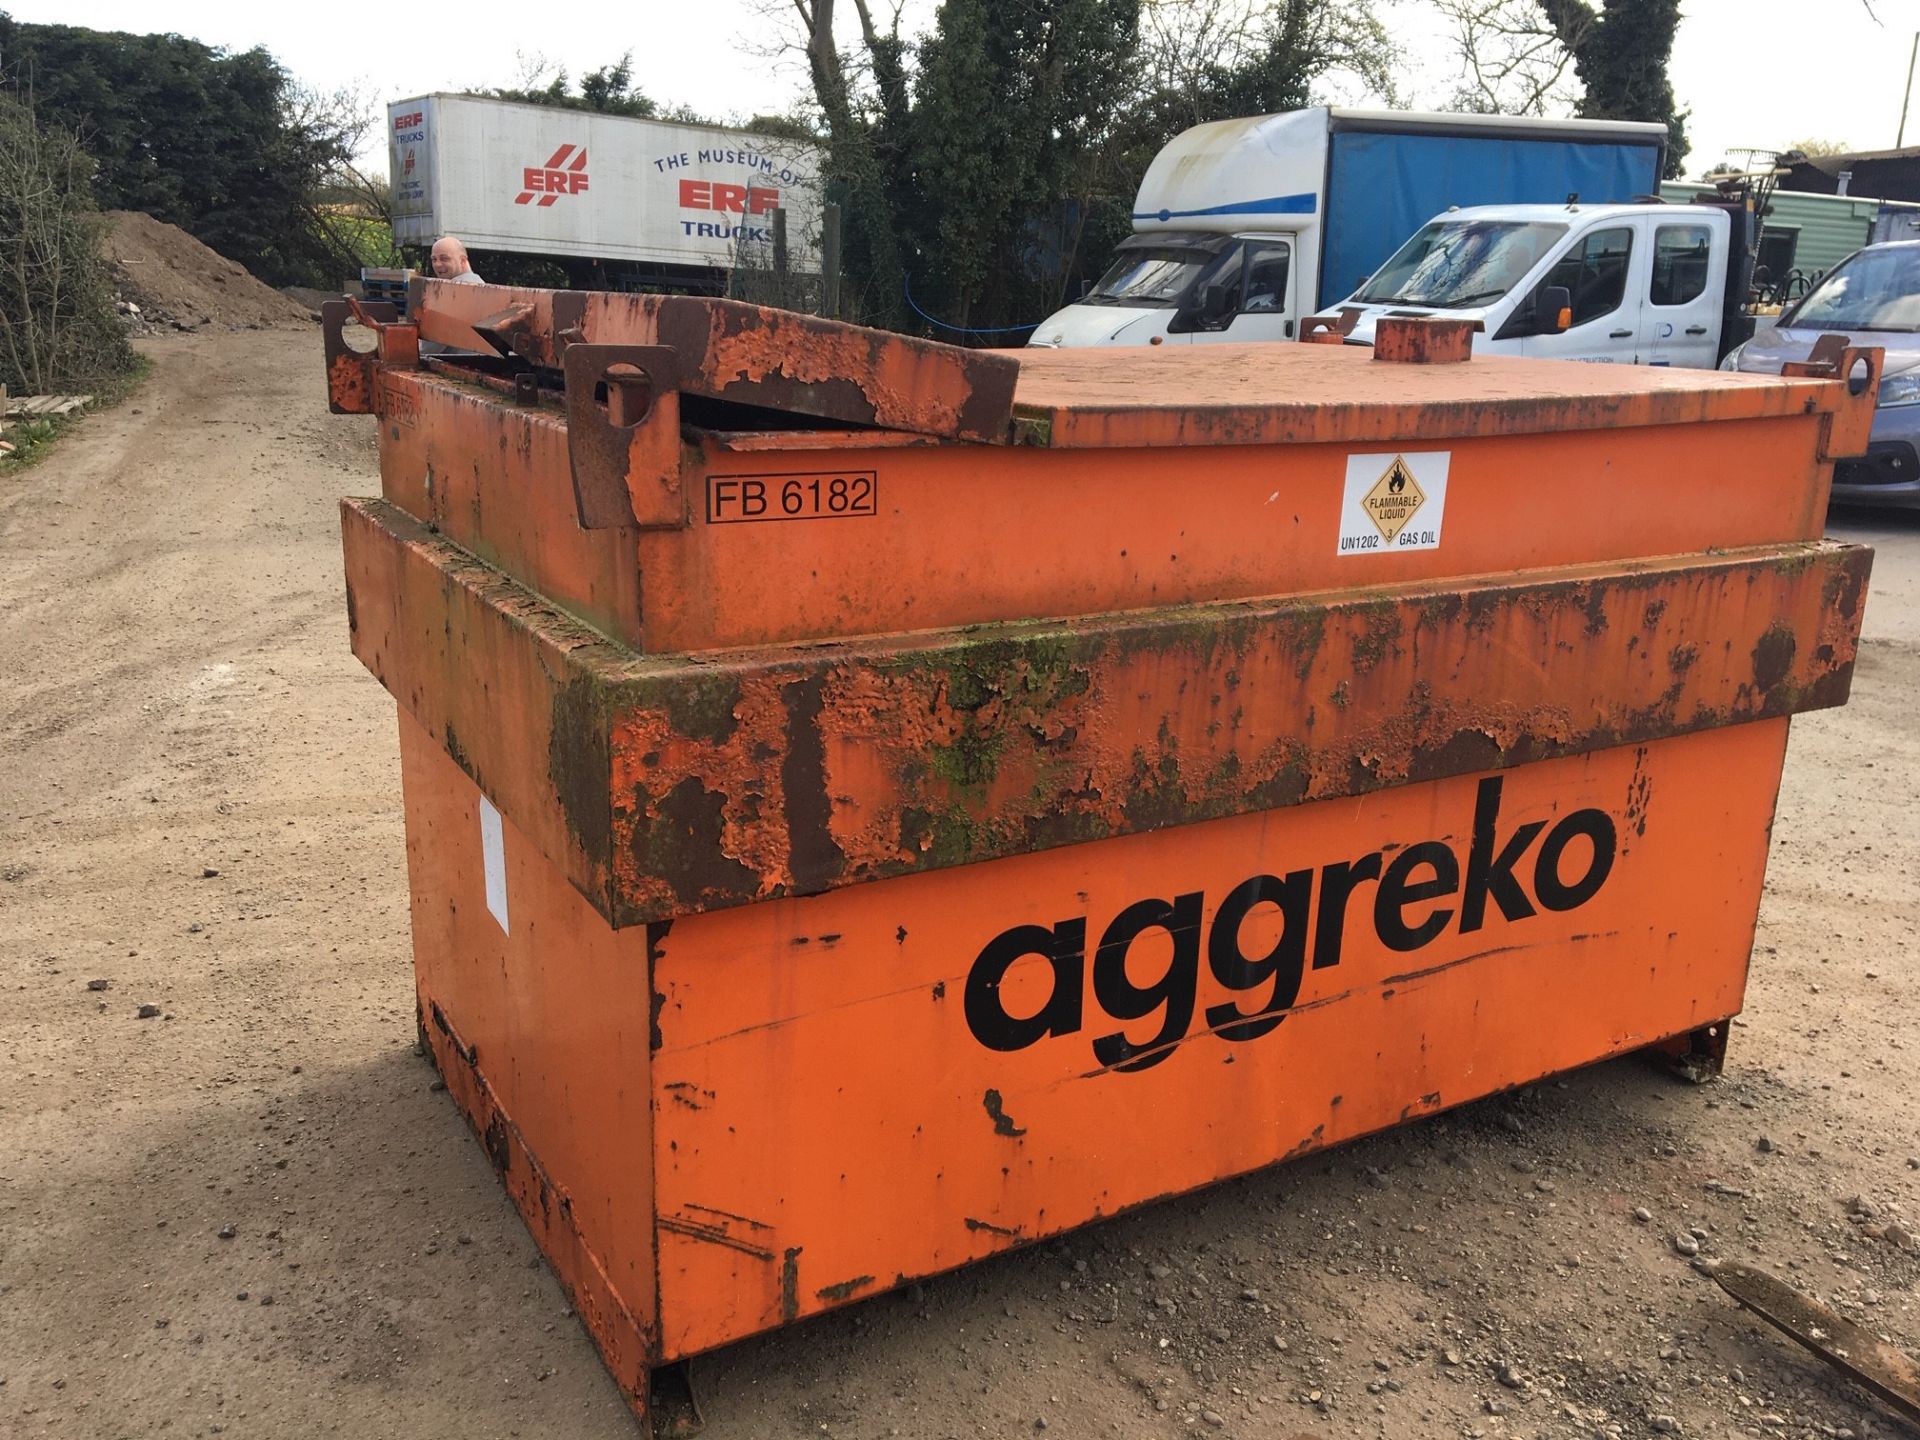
[1336,451,1450,556]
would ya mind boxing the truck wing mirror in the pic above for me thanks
[1537,285,1574,335]
[1201,282,1231,323]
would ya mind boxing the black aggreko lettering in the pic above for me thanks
[962,776,1617,1073]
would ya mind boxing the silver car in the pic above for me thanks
[1724,240,1920,509]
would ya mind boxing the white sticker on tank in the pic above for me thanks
[1337,451,1450,556]
[480,796,509,935]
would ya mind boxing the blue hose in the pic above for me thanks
[902,273,1042,334]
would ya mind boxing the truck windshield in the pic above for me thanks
[1086,247,1221,307]
[1785,245,1920,331]
[1355,220,1568,309]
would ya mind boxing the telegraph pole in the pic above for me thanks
[1900,32,1919,147]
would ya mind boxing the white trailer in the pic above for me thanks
[387,94,825,287]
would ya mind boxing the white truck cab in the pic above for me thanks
[1031,230,1304,347]
[1331,202,1736,367]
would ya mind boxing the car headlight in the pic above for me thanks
[1718,343,1746,371]
[1877,371,1920,407]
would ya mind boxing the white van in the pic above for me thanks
[1330,202,1745,366]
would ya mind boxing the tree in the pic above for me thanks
[1437,0,1690,177]
[909,0,1141,329]
[1435,0,1581,115]
[482,51,707,122]
[1139,0,1397,123]
[783,0,1395,335]
[0,93,136,396]
[0,18,366,284]
[1783,138,1854,158]
[1545,0,1688,177]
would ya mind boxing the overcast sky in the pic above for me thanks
[18,0,1920,178]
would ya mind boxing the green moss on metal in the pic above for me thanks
[930,725,1007,790]
[1350,605,1404,674]
[549,674,614,867]
[648,668,743,745]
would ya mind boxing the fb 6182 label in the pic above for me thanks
[708,471,877,524]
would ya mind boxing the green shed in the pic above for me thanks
[1661,182,1920,288]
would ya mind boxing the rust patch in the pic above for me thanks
[628,777,760,912]
[1752,623,1797,691]
[815,1275,877,1303]
[780,1247,802,1324]
[983,1089,1027,1138]
[658,1215,776,1261]
[1281,1124,1327,1161]
[781,674,846,893]
[482,1112,512,1174]
[964,1217,1023,1239]
[549,675,614,866]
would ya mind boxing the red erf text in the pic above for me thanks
[679,180,780,215]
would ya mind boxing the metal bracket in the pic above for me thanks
[1648,1020,1729,1084]
[1779,332,1850,377]
[1781,342,1884,460]
[563,343,684,531]
[321,299,398,414]
[322,299,417,415]
[471,302,540,362]
[1299,307,1363,345]
[648,1361,706,1437]
[1373,315,1484,364]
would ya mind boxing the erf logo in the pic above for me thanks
[517,144,590,206]
[679,179,780,215]
[964,777,1617,1073]
[393,112,422,130]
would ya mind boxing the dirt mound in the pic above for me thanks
[100,211,312,330]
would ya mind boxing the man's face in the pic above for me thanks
[431,243,466,278]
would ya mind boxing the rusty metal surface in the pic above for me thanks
[1790,345,1884,459]
[320,299,397,414]
[1649,1020,1731,1083]
[1373,315,1482,364]
[644,722,1782,1356]
[1007,341,1880,450]
[1299,308,1363,344]
[341,492,1871,929]
[418,995,654,1419]
[1706,1260,1920,1424]
[399,715,659,1417]
[562,344,685,530]
[368,368,648,650]
[410,282,1021,443]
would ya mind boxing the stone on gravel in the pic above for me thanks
[1672,1234,1700,1257]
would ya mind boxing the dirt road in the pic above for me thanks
[2,329,1917,1440]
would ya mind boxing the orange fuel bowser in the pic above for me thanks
[326,286,1876,1424]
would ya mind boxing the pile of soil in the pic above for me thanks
[100,211,313,330]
